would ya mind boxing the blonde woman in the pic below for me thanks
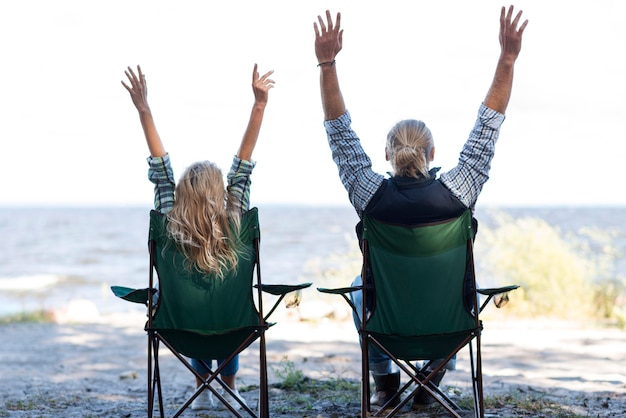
[122,63,274,410]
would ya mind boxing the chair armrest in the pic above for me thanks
[254,282,312,296]
[317,285,362,295]
[111,285,155,304]
[255,283,312,321]
[316,286,363,318]
[477,285,519,296]
[478,285,519,312]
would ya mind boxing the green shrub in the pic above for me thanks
[0,309,54,325]
[476,211,624,322]
[272,357,306,390]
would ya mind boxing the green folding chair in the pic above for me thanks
[318,209,518,418]
[112,207,311,418]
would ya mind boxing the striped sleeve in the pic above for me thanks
[147,154,176,214]
[324,111,384,215]
[226,156,256,214]
[439,103,505,209]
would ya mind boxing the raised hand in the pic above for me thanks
[251,63,275,107]
[499,5,528,64]
[122,65,150,112]
[237,64,275,162]
[484,5,529,114]
[122,65,164,157]
[314,10,343,65]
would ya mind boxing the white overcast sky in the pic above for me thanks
[1,0,624,208]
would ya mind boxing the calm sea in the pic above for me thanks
[1,205,625,317]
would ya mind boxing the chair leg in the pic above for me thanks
[147,332,153,418]
[259,333,269,418]
[147,332,165,418]
[476,334,484,418]
[362,334,370,416]
[153,338,164,418]
[469,336,485,418]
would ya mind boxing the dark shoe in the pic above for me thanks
[411,369,446,408]
[370,371,401,408]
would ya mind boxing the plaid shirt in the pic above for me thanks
[147,154,255,214]
[324,103,505,216]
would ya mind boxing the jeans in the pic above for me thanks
[349,275,455,373]
[191,355,239,377]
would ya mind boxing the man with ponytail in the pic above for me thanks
[314,5,528,409]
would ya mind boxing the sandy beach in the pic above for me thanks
[1,303,626,417]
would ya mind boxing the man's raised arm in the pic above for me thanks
[483,5,529,114]
[314,10,346,121]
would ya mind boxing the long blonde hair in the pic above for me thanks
[166,161,242,279]
[385,119,434,178]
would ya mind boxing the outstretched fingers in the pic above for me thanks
[121,65,150,112]
[251,65,274,107]
[314,10,343,63]
[314,10,341,37]
[498,5,528,59]
[126,66,138,84]
[122,68,135,91]
[259,70,275,83]
[252,64,274,87]
[258,72,275,92]
[503,5,528,35]
[122,65,144,90]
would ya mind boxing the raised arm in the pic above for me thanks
[237,64,275,162]
[483,5,528,114]
[121,66,166,157]
[314,10,346,121]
